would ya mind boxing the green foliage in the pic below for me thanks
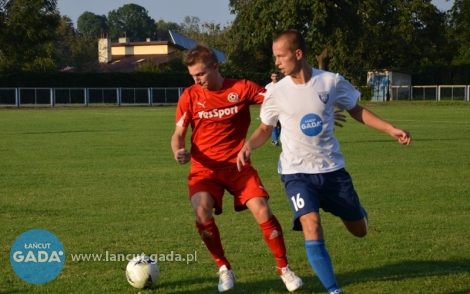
[0,0,60,72]
[137,52,188,74]
[227,0,453,82]
[1,0,469,84]
[359,85,373,101]
[448,0,470,65]
[354,0,451,71]
[77,11,108,38]
[228,0,365,73]
[0,71,194,87]
[156,19,181,31]
[218,64,271,86]
[174,16,232,61]
[54,16,99,72]
[179,16,202,36]
[54,16,76,68]
[106,4,156,42]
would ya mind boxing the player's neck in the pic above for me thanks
[290,63,312,85]
[209,74,224,91]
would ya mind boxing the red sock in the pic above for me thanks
[196,218,230,270]
[259,215,288,274]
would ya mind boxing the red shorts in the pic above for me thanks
[188,163,269,215]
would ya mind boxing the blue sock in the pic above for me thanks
[305,240,341,293]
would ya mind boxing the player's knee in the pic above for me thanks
[246,197,271,216]
[350,224,368,238]
[353,229,368,238]
[343,218,368,237]
[193,205,213,223]
[299,214,324,239]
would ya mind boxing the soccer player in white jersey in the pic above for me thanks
[237,30,411,294]
[265,71,281,146]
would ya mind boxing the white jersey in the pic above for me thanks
[260,68,359,174]
[265,82,275,89]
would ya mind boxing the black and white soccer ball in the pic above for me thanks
[125,255,159,289]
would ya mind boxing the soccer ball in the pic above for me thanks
[125,255,159,289]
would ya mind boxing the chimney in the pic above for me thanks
[98,36,112,63]
[119,31,129,43]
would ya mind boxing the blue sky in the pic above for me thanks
[57,0,454,28]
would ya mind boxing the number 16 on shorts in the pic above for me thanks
[291,193,305,211]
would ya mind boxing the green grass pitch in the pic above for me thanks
[1,102,470,293]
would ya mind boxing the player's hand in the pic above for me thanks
[175,148,191,164]
[334,109,347,127]
[392,129,412,145]
[237,145,252,171]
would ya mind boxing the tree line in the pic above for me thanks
[0,0,469,85]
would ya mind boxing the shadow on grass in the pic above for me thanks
[153,276,317,293]
[151,259,470,293]
[336,259,470,293]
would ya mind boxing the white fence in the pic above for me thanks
[0,87,185,107]
[372,85,469,102]
[0,85,468,107]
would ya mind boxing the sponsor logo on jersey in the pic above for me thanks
[300,113,323,136]
[318,91,329,104]
[197,101,207,108]
[227,92,239,102]
[198,106,239,119]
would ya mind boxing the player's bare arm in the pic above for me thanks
[347,104,412,145]
[237,123,273,171]
[171,126,191,164]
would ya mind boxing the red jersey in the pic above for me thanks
[175,78,265,169]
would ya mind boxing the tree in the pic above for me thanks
[156,19,181,32]
[54,16,99,72]
[77,11,108,38]
[54,16,76,69]
[354,0,449,70]
[227,0,451,85]
[106,4,156,42]
[68,35,99,72]
[227,0,361,75]
[448,0,470,65]
[154,19,181,41]
[0,0,60,72]
[180,16,201,37]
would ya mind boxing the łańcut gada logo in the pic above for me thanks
[10,229,65,284]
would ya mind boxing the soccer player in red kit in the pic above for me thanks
[171,44,303,292]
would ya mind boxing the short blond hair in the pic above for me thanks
[274,30,307,56]
[183,44,219,67]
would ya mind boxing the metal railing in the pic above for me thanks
[0,87,185,107]
[1,85,468,107]
[389,85,469,101]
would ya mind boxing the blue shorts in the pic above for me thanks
[281,168,365,231]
